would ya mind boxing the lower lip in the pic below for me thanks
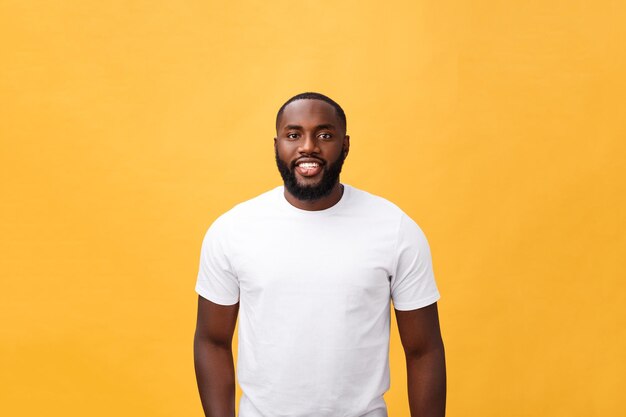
[295,165,323,177]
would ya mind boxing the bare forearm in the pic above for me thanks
[194,336,236,417]
[406,346,446,417]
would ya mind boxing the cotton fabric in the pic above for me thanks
[196,184,440,417]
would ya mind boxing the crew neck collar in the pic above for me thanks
[277,184,352,215]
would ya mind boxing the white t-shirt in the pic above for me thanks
[195,184,440,417]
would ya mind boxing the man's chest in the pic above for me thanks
[229,217,397,346]
[230,218,395,297]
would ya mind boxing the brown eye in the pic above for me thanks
[319,133,332,140]
[287,133,299,139]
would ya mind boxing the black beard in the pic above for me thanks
[275,148,346,201]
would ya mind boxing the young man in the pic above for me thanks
[194,92,446,417]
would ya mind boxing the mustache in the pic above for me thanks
[275,147,346,202]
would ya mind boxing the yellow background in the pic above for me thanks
[1,1,624,416]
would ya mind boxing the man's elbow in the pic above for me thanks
[404,337,445,361]
[194,329,233,353]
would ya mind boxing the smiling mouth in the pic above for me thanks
[294,160,323,177]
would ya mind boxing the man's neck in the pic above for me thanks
[283,183,344,211]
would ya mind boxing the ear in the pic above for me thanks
[343,135,350,157]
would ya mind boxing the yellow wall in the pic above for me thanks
[1,1,624,416]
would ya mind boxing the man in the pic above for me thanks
[194,92,446,417]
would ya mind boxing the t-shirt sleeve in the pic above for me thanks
[390,213,440,311]
[195,215,240,305]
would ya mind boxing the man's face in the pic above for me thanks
[274,99,350,201]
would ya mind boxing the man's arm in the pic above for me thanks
[395,302,446,417]
[194,295,239,417]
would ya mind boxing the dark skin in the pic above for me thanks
[194,297,238,417]
[396,303,447,417]
[194,99,446,416]
[274,98,350,211]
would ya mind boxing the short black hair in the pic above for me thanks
[276,92,347,132]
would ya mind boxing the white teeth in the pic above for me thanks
[299,162,319,168]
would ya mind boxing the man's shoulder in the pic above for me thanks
[217,186,283,221]
[346,184,407,217]
[202,186,282,237]
[235,186,282,208]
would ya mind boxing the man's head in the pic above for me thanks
[274,92,350,202]
[276,92,347,133]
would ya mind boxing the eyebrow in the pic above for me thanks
[283,124,336,131]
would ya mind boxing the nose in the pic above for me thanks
[299,134,320,154]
